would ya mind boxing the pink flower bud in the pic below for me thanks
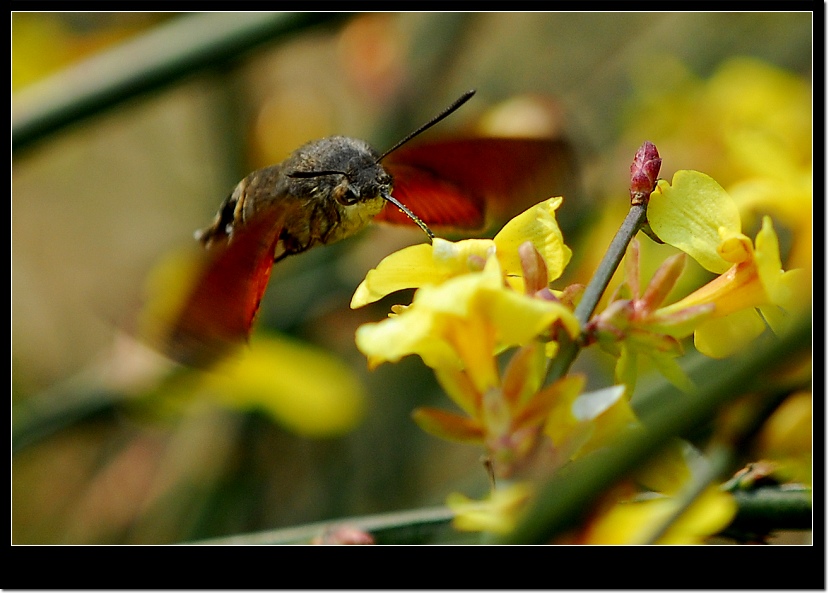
[311,525,375,544]
[630,141,662,204]
[518,241,548,296]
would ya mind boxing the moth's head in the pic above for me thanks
[286,136,392,207]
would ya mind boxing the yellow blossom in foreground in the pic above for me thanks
[756,391,812,485]
[351,196,571,307]
[650,171,807,358]
[448,482,534,534]
[352,197,583,478]
[574,487,737,545]
[355,256,578,383]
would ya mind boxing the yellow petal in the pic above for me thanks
[693,308,767,358]
[445,316,499,394]
[571,384,639,457]
[649,171,743,274]
[354,308,459,370]
[542,374,589,448]
[756,391,812,484]
[204,334,365,437]
[433,366,482,417]
[432,237,496,269]
[485,289,576,346]
[350,243,437,308]
[754,215,810,314]
[494,196,572,282]
[717,233,752,264]
[656,488,737,545]
[583,487,736,544]
[413,255,503,317]
[660,259,767,320]
[635,441,693,495]
[583,497,672,544]
[350,238,497,308]
[448,483,534,534]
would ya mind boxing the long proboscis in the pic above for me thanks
[381,191,435,240]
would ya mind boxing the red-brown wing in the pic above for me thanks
[377,137,578,234]
[162,209,283,367]
[378,163,486,229]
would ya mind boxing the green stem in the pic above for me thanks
[573,203,647,326]
[548,202,647,381]
[727,486,812,534]
[182,484,810,544]
[188,506,468,545]
[12,13,346,153]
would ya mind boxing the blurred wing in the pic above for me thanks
[378,137,578,234]
[379,163,486,229]
[143,209,283,368]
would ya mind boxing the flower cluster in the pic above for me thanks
[352,197,646,532]
[350,60,810,543]
[353,198,607,480]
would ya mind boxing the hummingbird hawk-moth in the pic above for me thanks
[147,90,576,366]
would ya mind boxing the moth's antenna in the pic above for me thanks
[287,170,346,179]
[377,89,476,162]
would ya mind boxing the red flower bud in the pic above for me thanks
[629,141,662,204]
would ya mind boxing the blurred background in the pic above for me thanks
[12,12,812,544]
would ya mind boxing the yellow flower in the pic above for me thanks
[355,256,578,383]
[351,196,571,307]
[574,486,737,545]
[448,482,534,534]
[202,333,365,437]
[354,252,578,477]
[756,391,812,485]
[353,199,583,477]
[650,171,807,358]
